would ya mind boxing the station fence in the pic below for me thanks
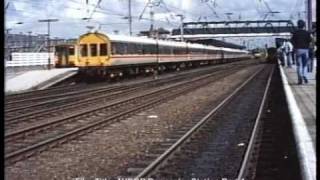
[5,52,55,67]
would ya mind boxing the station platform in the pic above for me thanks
[279,61,316,180]
[5,67,78,94]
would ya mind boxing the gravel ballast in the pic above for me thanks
[6,64,263,179]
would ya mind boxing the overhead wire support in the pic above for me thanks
[138,0,161,38]
[128,0,132,35]
[38,18,59,70]
[87,0,102,22]
[176,14,185,41]
[205,2,219,18]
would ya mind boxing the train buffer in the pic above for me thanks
[5,67,78,94]
[278,60,316,180]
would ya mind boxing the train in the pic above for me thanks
[55,31,252,78]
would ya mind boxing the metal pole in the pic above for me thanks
[38,19,58,70]
[150,9,154,37]
[177,14,184,41]
[5,29,12,61]
[307,0,312,31]
[48,21,50,69]
[128,0,132,36]
[28,31,32,51]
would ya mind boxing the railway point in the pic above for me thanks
[4,0,316,179]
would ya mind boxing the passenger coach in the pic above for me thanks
[56,31,250,78]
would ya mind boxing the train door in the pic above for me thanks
[55,45,69,67]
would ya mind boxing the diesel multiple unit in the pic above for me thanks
[55,32,251,78]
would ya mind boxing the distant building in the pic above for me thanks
[138,27,171,39]
[5,32,76,61]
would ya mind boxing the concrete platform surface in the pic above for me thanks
[5,68,78,94]
[280,60,316,180]
[283,63,316,148]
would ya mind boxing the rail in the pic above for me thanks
[135,65,265,178]
[278,63,316,180]
[237,65,274,178]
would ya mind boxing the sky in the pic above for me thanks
[5,0,316,48]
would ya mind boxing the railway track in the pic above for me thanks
[238,65,302,180]
[5,60,255,109]
[5,83,87,102]
[117,64,274,178]
[5,63,252,129]
[5,64,255,165]
[5,63,229,111]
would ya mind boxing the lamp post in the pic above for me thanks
[5,28,12,61]
[176,14,185,41]
[38,19,59,70]
[5,22,23,61]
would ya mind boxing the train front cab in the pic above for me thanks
[77,32,111,76]
[54,44,76,67]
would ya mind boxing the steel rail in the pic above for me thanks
[135,66,265,178]
[5,66,247,164]
[236,65,275,179]
[5,86,141,124]
[5,63,233,112]
[5,85,129,110]
[5,67,234,140]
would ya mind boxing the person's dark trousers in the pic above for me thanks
[291,51,296,64]
[307,48,314,72]
[278,53,285,66]
[286,52,292,67]
[296,49,309,84]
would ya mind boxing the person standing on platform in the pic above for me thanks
[282,39,293,67]
[291,20,312,84]
[291,41,296,65]
[277,44,285,66]
[307,34,316,72]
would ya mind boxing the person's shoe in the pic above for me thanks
[303,77,308,84]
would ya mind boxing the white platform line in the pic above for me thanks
[279,62,316,180]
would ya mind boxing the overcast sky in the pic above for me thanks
[5,0,316,48]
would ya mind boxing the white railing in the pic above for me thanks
[5,52,55,67]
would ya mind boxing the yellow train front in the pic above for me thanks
[54,44,77,67]
[75,31,251,78]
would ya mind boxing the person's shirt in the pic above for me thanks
[310,34,316,49]
[287,41,293,52]
[291,29,312,49]
[280,42,286,52]
[283,42,291,53]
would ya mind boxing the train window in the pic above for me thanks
[68,46,75,55]
[90,44,97,57]
[143,44,151,54]
[111,43,117,54]
[136,44,142,54]
[127,43,136,54]
[100,43,108,56]
[159,46,164,54]
[80,44,88,57]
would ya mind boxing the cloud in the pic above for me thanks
[5,0,317,42]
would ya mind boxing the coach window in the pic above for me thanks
[68,46,75,55]
[111,43,117,54]
[80,44,88,57]
[90,44,97,57]
[137,44,143,54]
[100,43,108,56]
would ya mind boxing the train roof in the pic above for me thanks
[108,34,249,53]
[80,32,248,53]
